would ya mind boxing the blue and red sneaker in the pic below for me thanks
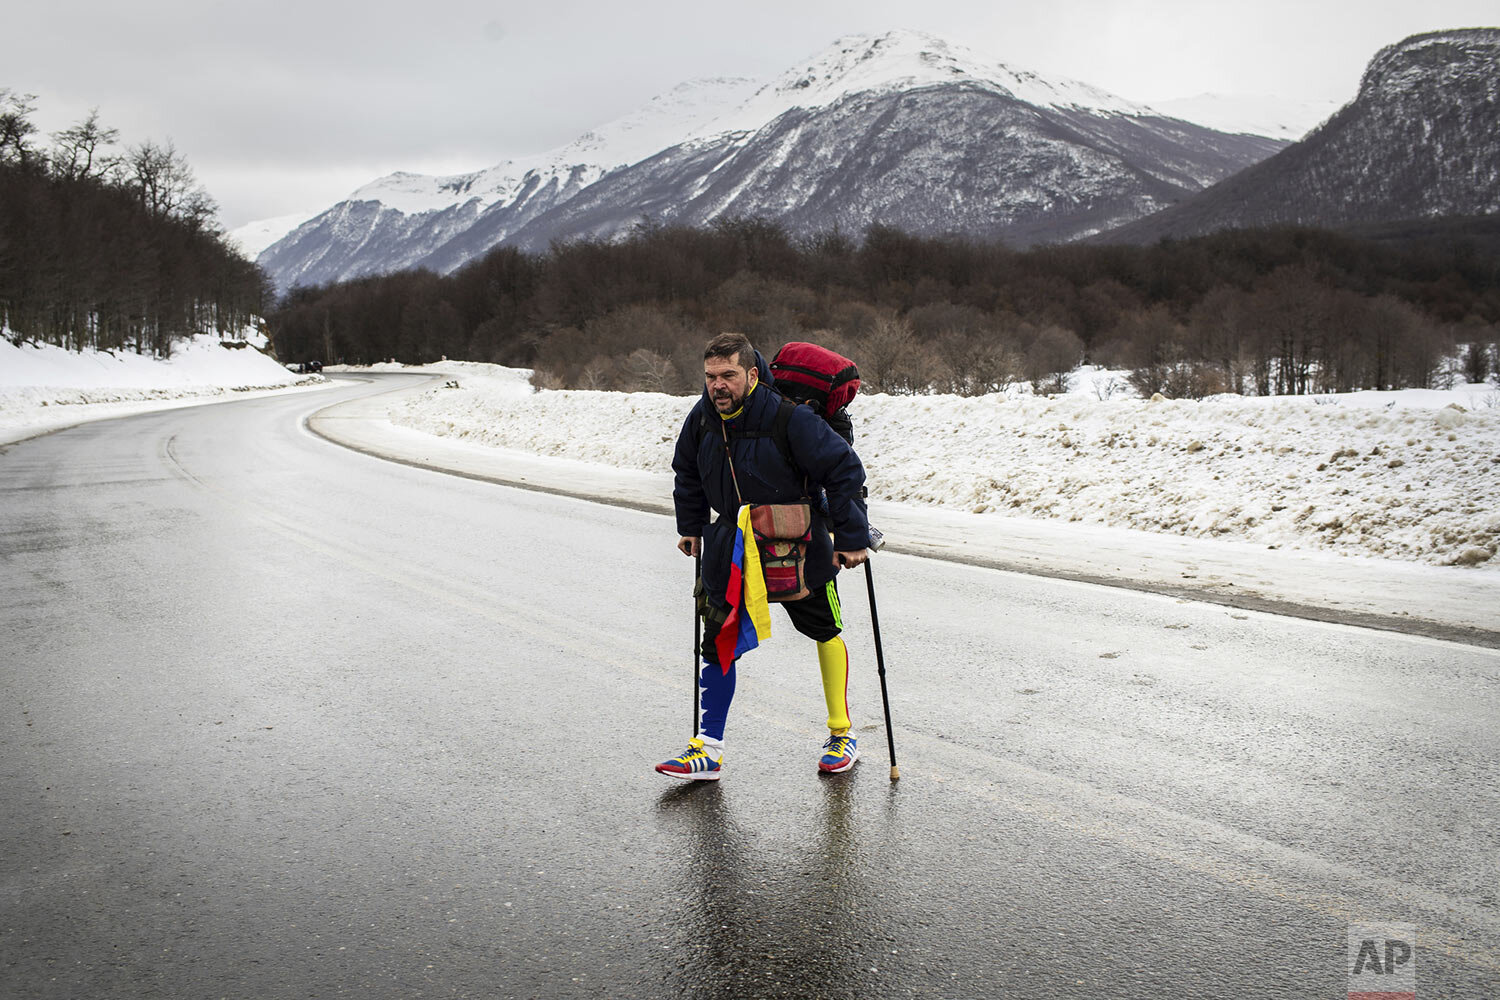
[655,736,723,781]
[818,731,859,773]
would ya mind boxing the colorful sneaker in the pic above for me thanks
[818,731,859,773]
[655,736,723,781]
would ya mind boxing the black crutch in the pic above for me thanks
[863,558,900,781]
[692,552,701,737]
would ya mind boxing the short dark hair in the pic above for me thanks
[704,332,755,372]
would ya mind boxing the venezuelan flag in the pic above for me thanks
[714,505,772,674]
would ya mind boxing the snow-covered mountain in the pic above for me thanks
[227,213,312,260]
[343,75,763,219]
[1148,94,1342,141]
[258,31,1286,291]
[1102,28,1500,243]
[684,29,1162,137]
[259,76,758,291]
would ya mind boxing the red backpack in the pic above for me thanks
[770,343,860,421]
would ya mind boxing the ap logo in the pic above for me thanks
[1348,923,1416,1000]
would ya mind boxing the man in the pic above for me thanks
[659,332,871,781]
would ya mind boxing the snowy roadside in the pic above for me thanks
[377,362,1500,570]
[309,365,1500,644]
[0,334,341,445]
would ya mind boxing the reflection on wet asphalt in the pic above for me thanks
[653,776,886,999]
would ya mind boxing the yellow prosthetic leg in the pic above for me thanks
[817,636,852,733]
[817,636,859,772]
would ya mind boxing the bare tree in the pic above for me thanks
[578,357,612,390]
[854,313,940,394]
[125,139,217,229]
[1188,286,1254,393]
[932,329,1024,396]
[622,348,677,392]
[1023,324,1084,395]
[0,89,41,169]
[50,109,119,181]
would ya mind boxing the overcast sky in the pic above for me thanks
[11,0,1497,229]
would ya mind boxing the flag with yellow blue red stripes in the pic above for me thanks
[713,505,772,673]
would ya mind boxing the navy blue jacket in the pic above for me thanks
[672,351,871,599]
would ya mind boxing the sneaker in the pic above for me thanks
[818,731,859,773]
[655,736,723,781]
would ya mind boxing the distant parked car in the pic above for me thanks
[292,360,324,374]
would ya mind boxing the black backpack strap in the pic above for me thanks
[771,396,797,475]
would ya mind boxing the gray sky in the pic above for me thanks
[11,0,1498,228]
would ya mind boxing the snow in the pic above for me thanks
[695,31,1158,141]
[226,213,313,259]
[558,76,763,167]
[0,332,335,444]
[345,171,485,217]
[365,362,1500,571]
[334,77,761,218]
[1150,93,1343,141]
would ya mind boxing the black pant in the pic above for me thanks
[699,579,842,662]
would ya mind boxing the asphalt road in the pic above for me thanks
[3,375,1498,999]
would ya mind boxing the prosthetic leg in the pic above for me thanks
[816,637,858,772]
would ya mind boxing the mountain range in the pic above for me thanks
[253,27,1499,293]
[254,31,1287,291]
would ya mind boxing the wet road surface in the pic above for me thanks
[3,376,1498,998]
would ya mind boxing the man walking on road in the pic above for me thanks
[660,332,872,781]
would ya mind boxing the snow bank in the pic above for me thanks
[385,364,1500,569]
[388,365,691,469]
[1,333,301,393]
[858,391,1500,567]
[0,333,324,443]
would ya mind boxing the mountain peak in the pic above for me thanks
[1359,27,1500,99]
[695,29,1155,138]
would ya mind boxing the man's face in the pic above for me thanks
[704,355,757,414]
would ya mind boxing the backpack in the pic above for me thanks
[769,342,860,446]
